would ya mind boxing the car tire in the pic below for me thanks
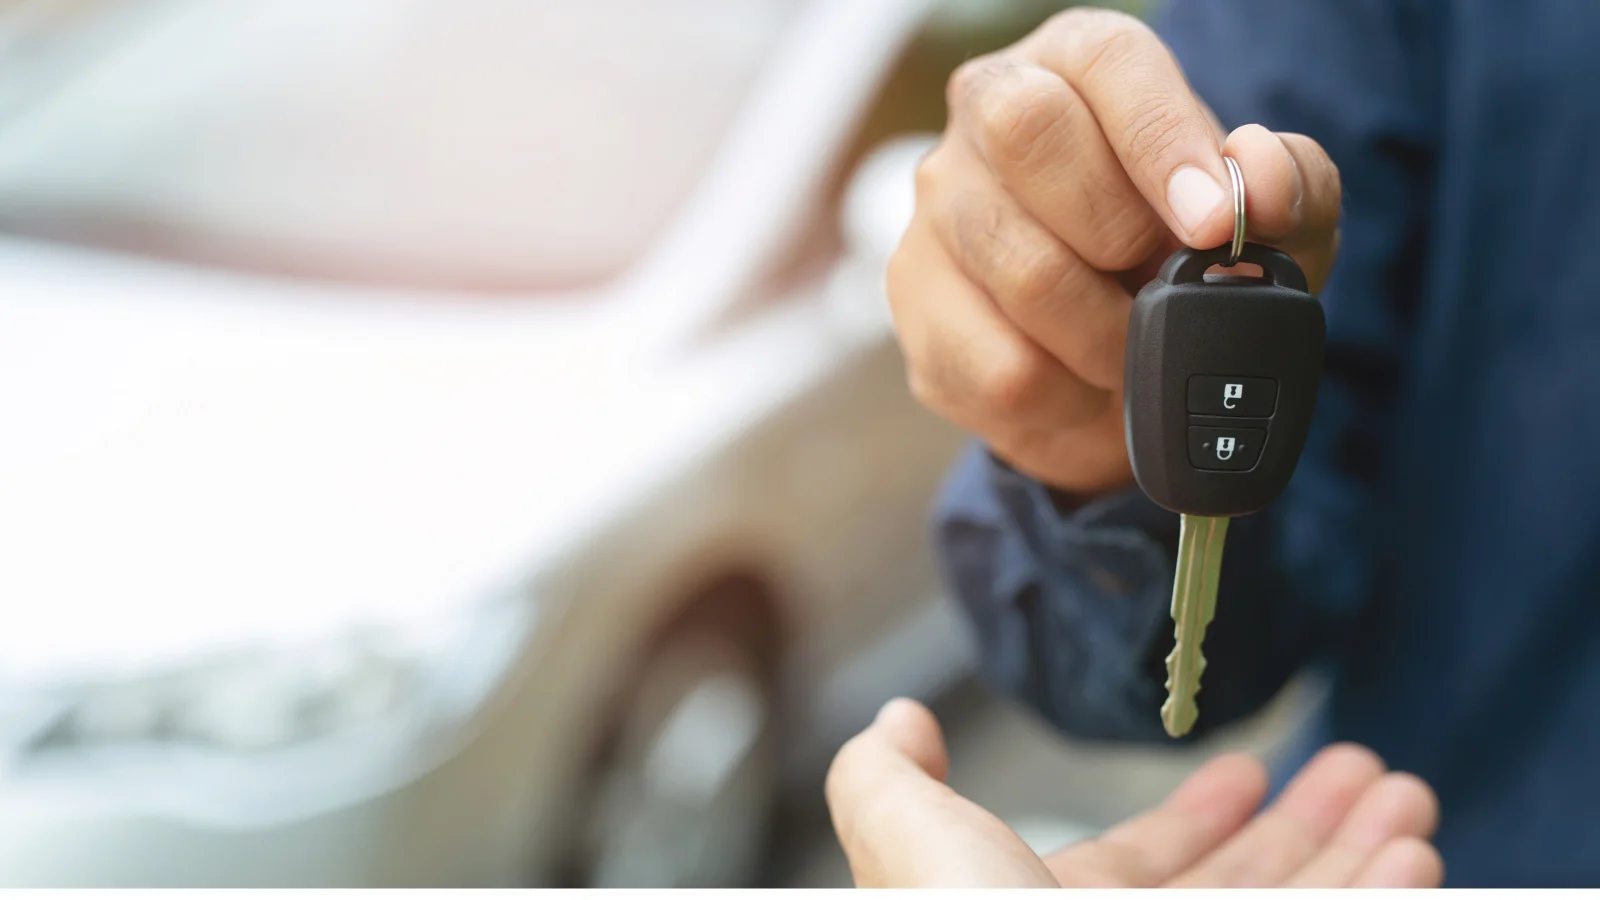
[565,588,782,888]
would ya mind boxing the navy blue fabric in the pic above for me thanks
[932,0,1600,886]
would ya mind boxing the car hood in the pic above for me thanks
[0,239,695,683]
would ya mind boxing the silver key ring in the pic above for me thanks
[1224,156,1246,266]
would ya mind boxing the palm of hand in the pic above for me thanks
[826,700,1442,889]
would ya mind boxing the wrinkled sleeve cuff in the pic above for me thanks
[932,441,1185,741]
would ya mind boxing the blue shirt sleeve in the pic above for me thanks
[934,441,1182,741]
[934,441,1304,741]
[931,0,1438,742]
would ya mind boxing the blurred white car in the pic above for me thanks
[0,0,1004,887]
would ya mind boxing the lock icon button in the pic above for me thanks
[1188,427,1266,471]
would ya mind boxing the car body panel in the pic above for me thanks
[0,0,973,886]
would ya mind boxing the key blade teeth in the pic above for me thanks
[1162,652,1209,693]
[1160,514,1228,740]
[1161,648,1207,737]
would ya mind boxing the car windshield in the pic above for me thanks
[0,0,802,292]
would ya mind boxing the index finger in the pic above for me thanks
[1023,9,1234,248]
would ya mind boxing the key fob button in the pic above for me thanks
[1188,426,1267,471]
[1187,375,1277,417]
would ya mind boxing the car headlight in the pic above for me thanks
[36,641,413,753]
[6,591,536,761]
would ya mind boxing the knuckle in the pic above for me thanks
[945,54,996,118]
[976,344,1048,417]
[1047,4,1146,37]
[905,364,944,413]
[1044,6,1141,39]
[1049,6,1149,76]
[978,78,1065,170]
[999,243,1074,314]
[947,187,1005,264]
[911,143,948,198]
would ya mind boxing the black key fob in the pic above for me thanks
[1124,241,1326,517]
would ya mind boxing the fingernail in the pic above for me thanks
[1167,166,1227,240]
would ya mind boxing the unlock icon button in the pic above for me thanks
[1187,375,1278,417]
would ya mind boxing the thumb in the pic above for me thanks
[868,697,950,782]
[824,699,950,843]
[824,699,1055,888]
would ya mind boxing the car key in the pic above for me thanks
[1124,158,1326,737]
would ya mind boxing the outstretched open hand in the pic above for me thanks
[825,699,1442,888]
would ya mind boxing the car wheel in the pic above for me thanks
[570,604,781,888]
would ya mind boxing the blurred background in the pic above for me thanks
[0,0,1321,887]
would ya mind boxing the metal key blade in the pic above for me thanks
[1161,513,1230,738]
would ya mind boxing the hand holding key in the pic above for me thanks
[887,7,1342,495]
